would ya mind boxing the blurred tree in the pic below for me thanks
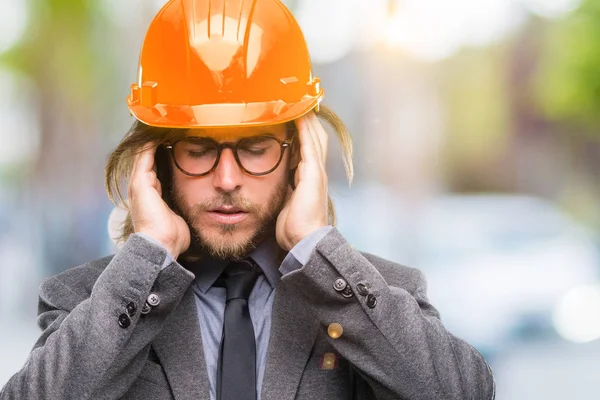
[533,2,600,228]
[437,44,514,193]
[0,0,117,276]
[535,0,600,134]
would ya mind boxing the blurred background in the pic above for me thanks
[1,0,600,397]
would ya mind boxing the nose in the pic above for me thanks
[212,148,243,192]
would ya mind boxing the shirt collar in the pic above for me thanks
[190,236,284,294]
[248,235,284,289]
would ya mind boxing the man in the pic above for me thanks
[1,0,495,399]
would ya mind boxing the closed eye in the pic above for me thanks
[239,148,267,156]
[187,149,214,158]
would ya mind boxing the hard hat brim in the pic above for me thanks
[127,92,324,129]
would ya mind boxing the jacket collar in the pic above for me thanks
[153,287,211,400]
[261,281,320,400]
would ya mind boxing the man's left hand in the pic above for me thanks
[276,111,329,251]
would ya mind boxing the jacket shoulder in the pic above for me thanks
[39,254,115,311]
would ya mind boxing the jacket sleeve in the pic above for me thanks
[0,234,194,400]
[281,228,495,400]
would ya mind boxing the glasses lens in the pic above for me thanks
[173,137,218,175]
[237,136,282,174]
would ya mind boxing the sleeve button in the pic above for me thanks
[147,293,161,307]
[118,313,131,328]
[366,293,377,308]
[141,302,152,315]
[341,286,354,298]
[126,302,137,316]
[333,278,347,292]
[356,283,369,296]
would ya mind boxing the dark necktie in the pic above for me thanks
[217,259,261,400]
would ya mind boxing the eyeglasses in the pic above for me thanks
[165,135,293,177]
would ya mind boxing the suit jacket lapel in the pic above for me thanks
[153,286,210,400]
[261,281,320,400]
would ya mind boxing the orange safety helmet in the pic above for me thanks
[127,0,324,128]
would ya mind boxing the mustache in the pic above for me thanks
[190,192,260,214]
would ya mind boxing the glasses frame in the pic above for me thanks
[165,134,294,177]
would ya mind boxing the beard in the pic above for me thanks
[171,178,289,261]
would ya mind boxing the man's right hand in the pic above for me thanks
[128,143,190,259]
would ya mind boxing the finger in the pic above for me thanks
[306,113,323,160]
[136,142,158,174]
[307,112,328,164]
[294,120,320,186]
[130,141,154,173]
[306,114,329,191]
[295,115,320,171]
[309,112,328,164]
[133,144,158,183]
[128,149,142,202]
[129,143,158,197]
[303,112,324,164]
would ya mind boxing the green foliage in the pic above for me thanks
[535,0,600,132]
[439,44,512,165]
[0,0,101,103]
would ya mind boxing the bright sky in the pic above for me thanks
[293,0,580,62]
[0,0,583,64]
[0,0,583,165]
[0,0,28,55]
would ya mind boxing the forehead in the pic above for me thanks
[185,123,288,141]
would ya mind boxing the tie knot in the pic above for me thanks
[222,259,261,302]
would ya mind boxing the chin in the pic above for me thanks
[194,224,259,259]
[203,219,250,236]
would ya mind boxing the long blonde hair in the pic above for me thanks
[105,105,354,243]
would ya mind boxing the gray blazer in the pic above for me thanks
[1,229,494,400]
